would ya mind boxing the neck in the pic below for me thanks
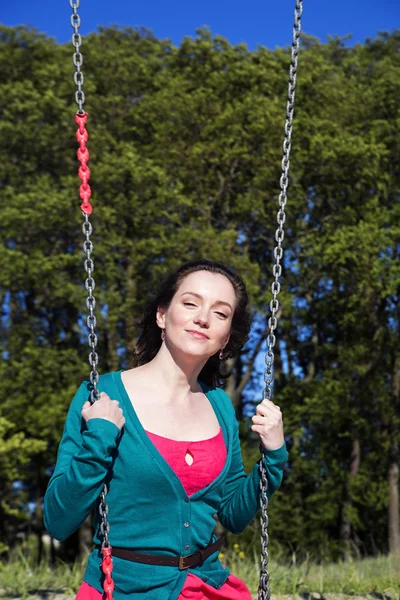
[144,343,208,402]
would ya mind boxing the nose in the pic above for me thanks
[194,314,209,329]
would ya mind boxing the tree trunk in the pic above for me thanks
[388,354,400,554]
[234,318,276,407]
[339,437,360,561]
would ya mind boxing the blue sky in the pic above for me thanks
[2,0,398,50]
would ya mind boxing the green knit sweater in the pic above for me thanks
[43,370,288,599]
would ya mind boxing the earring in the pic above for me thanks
[161,329,166,341]
[219,349,224,360]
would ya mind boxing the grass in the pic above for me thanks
[0,538,399,599]
[223,543,400,598]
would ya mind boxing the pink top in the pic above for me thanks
[145,426,227,496]
[76,427,252,600]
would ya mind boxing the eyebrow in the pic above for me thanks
[180,291,233,311]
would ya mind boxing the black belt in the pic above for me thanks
[96,535,224,571]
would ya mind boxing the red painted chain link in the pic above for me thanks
[101,546,115,600]
[75,112,93,215]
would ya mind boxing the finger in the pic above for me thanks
[258,401,281,414]
[256,404,274,417]
[251,415,265,426]
[253,411,282,427]
[251,424,264,434]
[261,399,281,409]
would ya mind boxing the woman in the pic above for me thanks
[43,259,288,599]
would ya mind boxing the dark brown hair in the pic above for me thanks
[132,259,251,387]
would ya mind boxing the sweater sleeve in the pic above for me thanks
[217,398,288,535]
[43,381,122,542]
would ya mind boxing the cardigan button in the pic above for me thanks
[184,497,190,503]
[184,521,190,527]
[184,544,190,550]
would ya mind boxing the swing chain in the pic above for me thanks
[70,0,85,114]
[258,2,303,599]
[70,6,113,591]
[82,213,100,402]
[82,183,107,554]
[99,485,111,546]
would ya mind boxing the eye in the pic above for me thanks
[184,302,228,319]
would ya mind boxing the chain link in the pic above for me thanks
[258,2,303,599]
[82,213,100,401]
[70,0,85,114]
[70,0,112,568]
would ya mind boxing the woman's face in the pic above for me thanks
[157,270,236,360]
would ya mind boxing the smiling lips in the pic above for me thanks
[186,330,209,340]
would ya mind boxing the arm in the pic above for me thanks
[43,381,121,542]
[217,401,288,535]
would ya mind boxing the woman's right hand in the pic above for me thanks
[81,392,126,430]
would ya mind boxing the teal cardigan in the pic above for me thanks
[43,370,288,599]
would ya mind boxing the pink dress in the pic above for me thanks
[76,427,252,599]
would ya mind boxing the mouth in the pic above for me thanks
[186,330,209,340]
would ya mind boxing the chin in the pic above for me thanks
[179,345,212,359]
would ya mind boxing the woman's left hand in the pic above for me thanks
[251,399,285,451]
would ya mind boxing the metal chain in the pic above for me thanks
[82,215,100,401]
[70,0,85,114]
[70,0,112,567]
[83,215,111,554]
[258,2,303,599]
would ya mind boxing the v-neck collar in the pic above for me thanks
[113,369,231,500]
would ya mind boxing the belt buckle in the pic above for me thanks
[179,550,200,570]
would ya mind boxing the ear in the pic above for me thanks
[156,305,167,329]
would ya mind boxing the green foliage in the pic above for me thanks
[0,23,399,565]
